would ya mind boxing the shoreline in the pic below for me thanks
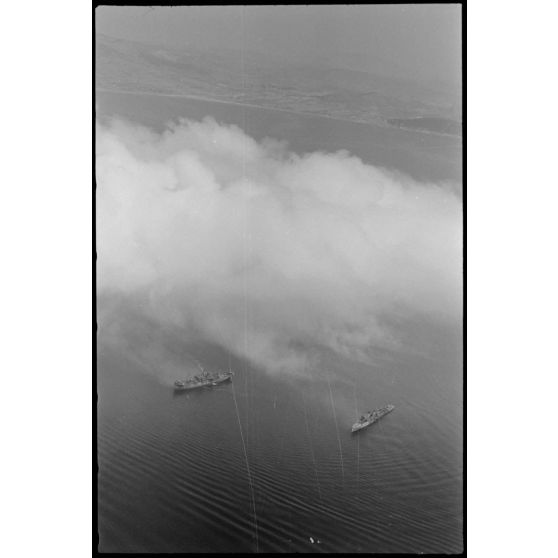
[95,87,384,126]
[96,87,461,139]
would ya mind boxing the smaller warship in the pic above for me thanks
[351,405,395,433]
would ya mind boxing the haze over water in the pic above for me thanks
[97,91,462,553]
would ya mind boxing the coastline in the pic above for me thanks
[96,87,461,139]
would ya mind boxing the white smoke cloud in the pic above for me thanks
[97,116,462,375]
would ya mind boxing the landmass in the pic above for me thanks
[96,33,462,136]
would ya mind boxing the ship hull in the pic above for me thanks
[351,405,395,433]
[174,375,232,391]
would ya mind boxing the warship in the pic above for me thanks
[174,362,233,391]
[351,404,395,433]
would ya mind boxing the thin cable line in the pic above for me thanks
[327,371,345,486]
[230,360,259,552]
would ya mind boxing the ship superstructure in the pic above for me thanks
[174,362,233,391]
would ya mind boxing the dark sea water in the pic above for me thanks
[96,90,463,553]
[98,318,462,554]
